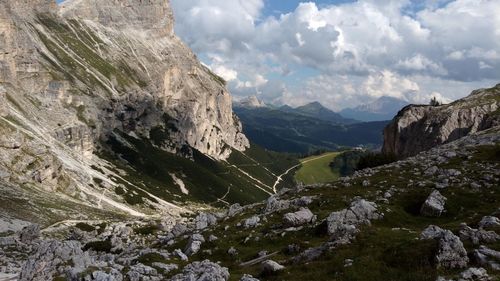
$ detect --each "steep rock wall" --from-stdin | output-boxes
[383,84,500,157]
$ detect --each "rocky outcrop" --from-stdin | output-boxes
[421,225,469,269]
[420,190,447,217]
[383,84,500,157]
[283,208,316,227]
[170,260,230,281]
[326,199,382,242]
[0,0,250,221]
[19,240,91,281]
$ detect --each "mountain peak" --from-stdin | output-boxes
[340,96,409,122]
[235,95,266,108]
[300,101,325,109]
[281,101,358,124]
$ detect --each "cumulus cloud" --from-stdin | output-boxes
[170,0,500,109]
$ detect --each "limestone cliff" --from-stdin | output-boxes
[383,84,500,157]
[0,0,256,222]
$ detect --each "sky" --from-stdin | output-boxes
[169,0,500,110]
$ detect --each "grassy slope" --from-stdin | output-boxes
[295,152,341,185]
[102,133,298,207]
[153,143,500,281]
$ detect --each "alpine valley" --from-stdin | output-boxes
[0,1,499,281]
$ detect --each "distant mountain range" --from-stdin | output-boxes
[235,95,409,123]
[233,105,388,154]
[279,101,358,124]
[340,96,409,122]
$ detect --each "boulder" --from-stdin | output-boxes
[420,190,447,217]
[479,216,500,228]
[326,199,382,241]
[127,264,157,281]
[195,213,218,230]
[283,208,316,227]
[265,196,291,213]
[18,224,40,244]
[170,260,230,281]
[473,246,500,271]
[227,203,243,217]
[19,240,91,281]
[458,267,492,281]
[261,260,284,274]
[152,263,178,273]
[242,216,260,228]
[421,225,469,269]
[174,249,188,261]
[240,274,260,281]
[85,269,123,281]
[459,224,500,245]
[185,234,205,256]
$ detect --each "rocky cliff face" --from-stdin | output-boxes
[383,84,500,157]
[0,0,251,222]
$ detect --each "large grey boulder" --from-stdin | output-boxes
[170,260,230,281]
[185,234,205,256]
[227,203,243,217]
[479,216,500,228]
[459,224,500,245]
[421,225,469,269]
[326,199,382,242]
[261,260,284,274]
[83,269,123,281]
[458,267,491,281]
[19,240,91,281]
[242,216,261,228]
[283,208,316,227]
[265,196,291,213]
[473,246,500,271]
[420,190,447,217]
[127,264,158,281]
[18,224,40,244]
[195,213,218,230]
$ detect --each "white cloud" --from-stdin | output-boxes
[211,65,238,82]
[171,0,500,109]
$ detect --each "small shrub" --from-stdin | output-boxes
[93,177,104,185]
[125,193,144,205]
[75,222,95,232]
[134,225,158,236]
[83,240,112,253]
[115,186,125,195]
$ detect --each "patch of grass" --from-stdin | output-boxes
[136,252,169,266]
[295,152,341,185]
[101,132,276,206]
